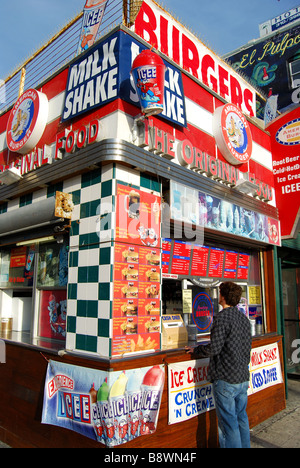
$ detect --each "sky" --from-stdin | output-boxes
[0,0,300,80]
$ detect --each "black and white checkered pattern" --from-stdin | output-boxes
[195,306,252,384]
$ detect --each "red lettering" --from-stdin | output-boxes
[218,65,229,100]
[172,26,180,64]
[182,34,199,79]
[160,16,169,56]
[244,88,255,117]
[135,2,158,49]
[201,55,218,93]
[88,119,99,144]
[230,76,243,109]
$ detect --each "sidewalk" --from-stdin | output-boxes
[251,378,300,448]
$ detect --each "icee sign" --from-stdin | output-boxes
[62,30,186,127]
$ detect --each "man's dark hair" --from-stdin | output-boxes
[219,282,243,307]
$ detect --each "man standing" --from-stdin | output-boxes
[186,282,252,448]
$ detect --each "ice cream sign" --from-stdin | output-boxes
[42,360,165,447]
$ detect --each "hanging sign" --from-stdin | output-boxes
[213,104,253,166]
[6,89,48,154]
[42,360,165,447]
[77,0,109,55]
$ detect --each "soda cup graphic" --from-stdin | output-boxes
[108,371,128,446]
[131,50,166,116]
[140,365,165,436]
[97,377,110,445]
[126,369,143,441]
[78,0,108,55]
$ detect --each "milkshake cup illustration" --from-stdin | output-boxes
[140,365,164,436]
[126,369,143,441]
[108,371,128,446]
[78,0,109,55]
[97,377,110,444]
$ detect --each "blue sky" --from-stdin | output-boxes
[0,0,299,79]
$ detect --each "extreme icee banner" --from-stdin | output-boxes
[42,360,165,447]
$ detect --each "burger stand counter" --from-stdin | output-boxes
[0,151,285,448]
[0,22,285,447]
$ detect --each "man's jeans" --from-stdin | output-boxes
[213,380,250,448]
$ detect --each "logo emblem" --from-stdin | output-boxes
[213,104,253,166]
[6,89,48,154]
[276,118,300,146]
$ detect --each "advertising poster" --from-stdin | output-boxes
[113,184,161,356]
[248,343,283,395]
[42,360,165,447]
[168,359,215,425]
[170,181,280,246]
[39,290,67,341]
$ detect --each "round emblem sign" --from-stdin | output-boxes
[192,293,214,333]
[6,89,48,154]
[213,104,253,166]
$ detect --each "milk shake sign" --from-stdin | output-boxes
[133,0,256,117]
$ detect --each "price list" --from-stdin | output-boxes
[208,248,225,278]
[171,241,192,275]
[162,239,172,274]
[237,254,250,280]
[224,250,238,279]
[190,245,209,276]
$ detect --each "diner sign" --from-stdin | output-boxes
[133,0,256,117]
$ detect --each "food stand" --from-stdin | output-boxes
[0,0,285,448]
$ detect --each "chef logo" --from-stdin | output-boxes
[213,104,253,166]
[6,88,48,154]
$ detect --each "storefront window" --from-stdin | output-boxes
[37,242,68,288]
[162,238,264,339]
[0,245,36,288]
[0,240,69,343]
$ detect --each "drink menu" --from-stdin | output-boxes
[171,241,192,275]
[162,239,250,281]
[208,248,225,278]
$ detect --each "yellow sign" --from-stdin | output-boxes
[182,289,193,314]
[248,286,261,305]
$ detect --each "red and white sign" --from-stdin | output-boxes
[6,89,48,154]
[249,343,283,395]
[213,104,253,166]
[267,107,300,238]
[132,0,256,117]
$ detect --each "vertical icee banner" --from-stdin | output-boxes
[42,360,165,447]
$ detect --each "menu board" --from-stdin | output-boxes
[113,242,161,356]
[171,241,192,275]
[208,248,225,278]
[237,253,250,280]
[162,238,172,274]
[224,250,239,279]
[190,245,209,276]
[162,239,251,281]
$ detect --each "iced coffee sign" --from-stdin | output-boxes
[248,343,283,395]
[42,360,165,447]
